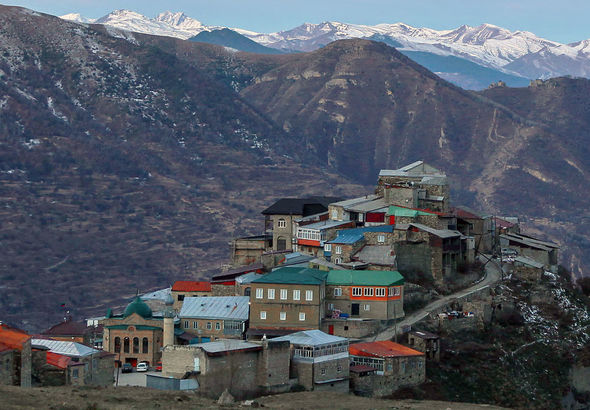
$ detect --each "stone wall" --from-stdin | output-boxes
[0,350,15,386]
[162,345,201,378]
[211,284,236,297]
[395,242,432,282]
[321,319,381,339]
[257,340,290,393]
[20,339,31,388]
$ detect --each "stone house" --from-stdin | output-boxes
[512,256,545,281]
[395,223,462,283]
[101,297,165,367]
[229,234,272,266]
[352,245,397,271]
[171,281,212,312]
[453,206,493,253]
[162,339,290,399]
[273,330,349,392]
[385,205,443,229]
[328,195,380,222]
[406,330,440,361]
[500,233,559,271]
[349,340,425,397]
[325,226,395,265]
[0,323,31,387]
[31,339,114,386]
[247,267,328,339]
[324,270,405,322]
[377,161,450,212]
[178,296,249,343]
[262,197,339,252]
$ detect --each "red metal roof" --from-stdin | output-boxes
[172,281,212,292]
[349,340,424,358]
[0,324,31,351]
[452,206,483,220]
[494,217,515,229]
[46,352,71,369]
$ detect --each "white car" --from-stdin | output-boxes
[136,362,148,372]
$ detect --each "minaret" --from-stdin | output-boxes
[163,292,175,347]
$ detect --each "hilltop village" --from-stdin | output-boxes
[1,161,564,401]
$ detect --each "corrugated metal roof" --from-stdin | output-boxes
[330,195,379,208]
[410,223,461,239]
[299,220,353,230]
[179,296,249,320]
[501,233,558,250]
[350,341,424,358]
[172,281,211,292]
[235,271,262,285]
[32,339,98,357]
[327,226,395,245]
[379,161,445,178]
[345,199,388,213]
[252,267,328,285]
[326,269,404,286]
[273,329,347,346]
[386,205,434,217]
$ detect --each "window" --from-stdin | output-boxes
[133,337,139,354]
[333,288,342,297]
[377,234,385,243]
[72,369,79,378]
[299,312,306,321]
[267,288,275,299]
[351,356,385,373]
[376,287,386,297]
[123,337,130,353]
[352,287,362,297]
[337,365,342,372]
[184,320,189,328]
[256,288,263,299]
[114,337,121,353]
[324,243,332,252]
[364,304,371,311]
[293,290,300,300]
[389,286,401,296]
[177,294,184,301]
[280,312,286,321]
[215,322,221,330]
[280,289,288,300]
[193,321,198,329]
[207,322,212,330]
[364,287,374,297]
[334,257,342,264]
[320,368,326,375]
[142,337,149,354]
[328,303,334,310]
[278,218,286,228]
[331,209,338,219]
[244,287,251,297]
[306,290,313,301]
[260,311,267,320]
[335,246,342,254]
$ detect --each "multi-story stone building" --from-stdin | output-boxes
[273,330,349,392]
[247,267,328,339]
[178,296,249,343]
[171,281,212,312]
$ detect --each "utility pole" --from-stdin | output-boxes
[394,304,398,343]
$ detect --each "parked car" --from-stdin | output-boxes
[155,361,162,372]
[121,363,133,373]
[136,362,149,372]
[501,248,518,256]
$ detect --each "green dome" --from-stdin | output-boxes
[124,297,152,319]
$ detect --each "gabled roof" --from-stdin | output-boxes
[344,198,388,213]
[198,339,261,354]
[262,197,340,216]
[330,195,379,208]
[172,281,212,292]
[494,217,515,229]
[349,341,424,358]
[179,296,249,321]
[452,206,491,220]
[273,329,347,346]
[42,320,88,337]
[280,252,314,267]
[0,324,31,351]
[327,226,395,245]
[354,246,397,267]
[252,267,328,285]
[379,161,445,177]
[410,223,461,239]
[32,339,98,358]
[326,269,404,286]
[211,263,264,283]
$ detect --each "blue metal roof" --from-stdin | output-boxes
[327,225,394,244]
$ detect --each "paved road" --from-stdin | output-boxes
[370,255,504,341]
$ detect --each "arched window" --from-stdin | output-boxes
[114,337,121,353]
[123,337,130,353]
[244,287,251,297]
[142,337,149,354]
[133,337,139,354]
[277,218,286,228]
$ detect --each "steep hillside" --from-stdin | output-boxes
[238,40,590,278]
[0,6,366,330]
[189,29,283,54]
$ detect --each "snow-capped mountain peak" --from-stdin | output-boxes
[60,13,96,24]
[155,11,204,31]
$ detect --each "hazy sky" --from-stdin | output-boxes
[3,0,589,43]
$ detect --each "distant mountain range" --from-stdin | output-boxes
[61,10,590,90]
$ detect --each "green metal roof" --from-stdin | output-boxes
[252,267,328,285]
[326,270,405,286]
[386,205,434,217]
[105,325,162,331]
[123,297,153,319]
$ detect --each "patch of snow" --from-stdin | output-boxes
[14,87,37,102]
[22,139,41,149]
[47,97,68,122]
